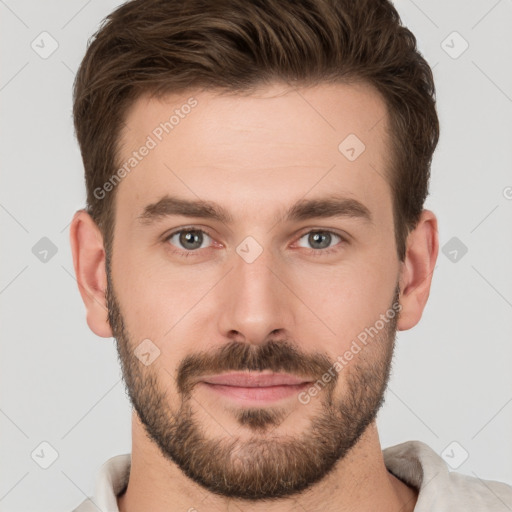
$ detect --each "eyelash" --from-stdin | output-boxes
[162,227,347,258]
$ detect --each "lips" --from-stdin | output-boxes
[198,372,314,403]
[200,372,311,387]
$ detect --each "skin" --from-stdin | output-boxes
[70,81,438,512]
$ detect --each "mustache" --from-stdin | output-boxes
[176,339,336,395]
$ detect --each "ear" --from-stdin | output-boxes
[397,209,439,331]
[69,209,113,338]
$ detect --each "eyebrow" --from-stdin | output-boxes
[136,194,373,226]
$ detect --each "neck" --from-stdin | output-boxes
[117,413,418,512]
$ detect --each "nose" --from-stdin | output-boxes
[216,241,296,346]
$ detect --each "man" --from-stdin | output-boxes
[69,0,512,511]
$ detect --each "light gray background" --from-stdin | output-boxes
[1,1,511,511]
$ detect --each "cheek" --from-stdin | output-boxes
[288,252,398,352]
[111,255,205,382]
[111,244,189,341]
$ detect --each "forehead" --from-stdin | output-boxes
[115,82,392,224]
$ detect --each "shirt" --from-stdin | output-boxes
[72,440,512,511]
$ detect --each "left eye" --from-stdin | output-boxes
[166,229,213,251]
[296,230,342,251]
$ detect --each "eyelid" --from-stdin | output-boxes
[295,226,348,240]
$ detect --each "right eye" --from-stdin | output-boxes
[164,228,215,255]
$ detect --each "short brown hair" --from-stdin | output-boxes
[73,0,439,261]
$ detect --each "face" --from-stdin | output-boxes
[106,82,402,499]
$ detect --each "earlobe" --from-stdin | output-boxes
[69,209,113,338]
[397,210,439,331]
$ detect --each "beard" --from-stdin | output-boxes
[106,255,399,501]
